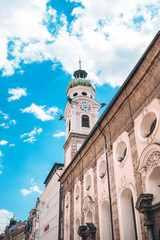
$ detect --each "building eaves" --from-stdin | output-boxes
[59,31,160,181]
[44,162,64,185]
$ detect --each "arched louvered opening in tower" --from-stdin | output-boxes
[82,115,90,128]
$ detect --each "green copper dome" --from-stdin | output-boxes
[67,78,95,93]
[11,216,17,222]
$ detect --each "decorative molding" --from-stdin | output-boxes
[138,144,160,172]
[99,190,109,205]
[82,195,95,214]
[145,151,160,170]
[118,176,136,195]
[142,107,149,116]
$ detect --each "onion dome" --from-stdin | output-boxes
[67,78,95,93]
[10,216,17,222]
[67,59,95,93]
[9,216,17,227]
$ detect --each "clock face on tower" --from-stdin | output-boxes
[79,101,91,112]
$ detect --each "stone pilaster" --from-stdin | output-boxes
[80,174,85,225]
[126,123,147,239]
[92,160,100,240]
[108,150,120,240]
[69,187,74,240]
[62,195,65,240]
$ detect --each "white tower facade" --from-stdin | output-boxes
[64,62,100,168]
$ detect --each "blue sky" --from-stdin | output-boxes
[0,0,160,233]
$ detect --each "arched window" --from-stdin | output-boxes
[120,188,138,240]
[100,201,112,240]
[82,115,90,128]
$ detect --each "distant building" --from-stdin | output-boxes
[26,200,39,240]
[59,32,160,240]
[0,233,5,240]
[4,217,27,240]
[38,163,64,240]
[10,221,27,240]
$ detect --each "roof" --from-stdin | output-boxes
[59,31,160,181]
[44,162,64,185]
[67,78,95,93]
[10,216,17,222]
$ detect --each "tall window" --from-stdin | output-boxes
[68,120,71,132]
[82,115,90,128]
[120,188,138,240]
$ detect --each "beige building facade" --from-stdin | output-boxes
[60,31,160,240]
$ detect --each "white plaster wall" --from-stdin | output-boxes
[84,168,94,199]
[39,169,63,240]
[112,131,142,240]
[134,98,160,159]
[74,181,81,240]
[96,153,111,240]
[64,192,70,240]
[83,168,95,223]
[65,146,71,168]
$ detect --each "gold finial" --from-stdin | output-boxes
[78,56,81,70]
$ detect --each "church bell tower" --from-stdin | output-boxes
[64,61,100,168]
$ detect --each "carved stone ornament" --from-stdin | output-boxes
[138,143,160,172]
[82,196,94,213]
[145,151,160,169]
[118,176,136,195]
[142,107,149,116]
[100,190,109,205]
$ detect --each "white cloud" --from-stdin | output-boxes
[0,0,53,76]
[0,209,13,233]
[53,131,66,139]
[21,189,32,196]
[21,103,59,121]
[0,120,16,129]
[31,178,34,183]
[31,185,42,194]
[21,127,43,143]
[0,140,8,146]
[8,87,27,102]
[0,123,9,129]
[0,0,159,87]
[0,151,3,157]
[3,115,9,120]
[9,143,15,147]
[21,185,42,196]
[0,164,3,175]
[0,111,17,129]
[9,119,16,125]
[0,111,9,120]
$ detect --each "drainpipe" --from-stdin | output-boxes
[97,124,114,240]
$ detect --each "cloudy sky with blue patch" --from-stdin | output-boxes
[0,0,160,233]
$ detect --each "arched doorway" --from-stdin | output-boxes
[100,201,112,240]
[148,166,160,204]
[120,188,138,240]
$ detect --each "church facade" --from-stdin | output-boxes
[59,31,160,240]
